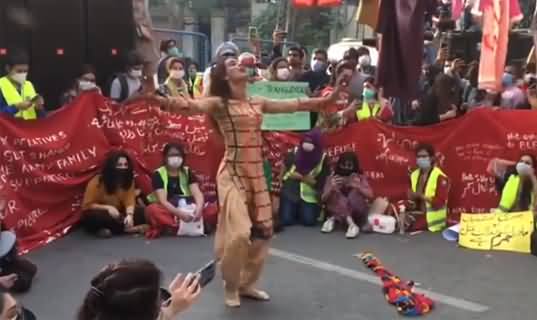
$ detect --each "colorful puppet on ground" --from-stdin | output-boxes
[358,252,434,316]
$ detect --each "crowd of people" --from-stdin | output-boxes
[1,1,537,318]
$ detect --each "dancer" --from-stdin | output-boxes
[148,56,345,307]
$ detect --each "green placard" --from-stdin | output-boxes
[248,81,311,131]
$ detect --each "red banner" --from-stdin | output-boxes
[0,92,535,252]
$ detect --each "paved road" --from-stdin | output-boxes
[19,227,537,319]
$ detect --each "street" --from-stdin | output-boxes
[21,227,537,320]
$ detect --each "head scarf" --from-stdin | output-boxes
[295,128,323,175]
[215,41,239,58]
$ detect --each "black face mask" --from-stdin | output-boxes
[336,167,354,177]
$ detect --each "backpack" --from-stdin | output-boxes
[105,73,129,102]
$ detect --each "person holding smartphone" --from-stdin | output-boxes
[77,259,201,320]
[321,152,374,238]
[0,50,45,120]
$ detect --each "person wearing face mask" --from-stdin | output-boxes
[60,65,99,106]
[187,61,203,98]
[81,151,147,238]
[406,143,449,232]
[497,154,537,214]
[267,58,291,81]
[157,39,183,85]
[279,129,329,228]
[145,143,205,238]
[300,49,330,93]
[500,71,525,109]
[356,77,381,121]
[0,51,44,120]
[321,152,374,239]
[163,58,189,98]
[108,51,145,103]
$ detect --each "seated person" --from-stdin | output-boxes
[81,151,147,237]
[321,152,374,239]
[497,153,537,214]
[108,51,144,103]
[404,143,449,232]
[0,50,45,120]
[145,143,204,238]
[60,64,100,105]
[0,186,37,293]
[279,129,329,227]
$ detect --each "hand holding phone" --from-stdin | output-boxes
[195,260,216,288]
[163,273,202,317]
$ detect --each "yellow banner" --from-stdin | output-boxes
[459,211,535,254]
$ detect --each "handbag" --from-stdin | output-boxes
[176,200,205,237]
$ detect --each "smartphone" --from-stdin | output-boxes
[248,26,258,42]
[194,260,216,288]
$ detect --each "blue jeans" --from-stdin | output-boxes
[279,196,321,227]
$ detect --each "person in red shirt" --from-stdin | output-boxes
[315,60,355,131]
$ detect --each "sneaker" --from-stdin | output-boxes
[321,218,335,233]
[346,224,360,239]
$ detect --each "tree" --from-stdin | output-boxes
[253,3,337,49]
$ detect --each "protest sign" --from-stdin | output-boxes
[459,211,534,253]
[247,81,311,131]
[3,92,537,253]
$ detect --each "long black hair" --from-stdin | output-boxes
[77,259,162,320]
[100,151,134,194]
[335,152,362,176]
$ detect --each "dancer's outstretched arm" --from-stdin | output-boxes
[261,74,347,114]
[166,96,222,116]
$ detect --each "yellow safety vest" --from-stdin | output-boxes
[0,76,38,120]
[193,73,203,98]
[411,167,448,232]
[283,150,327,204]
[356,101,380,121]
[147,166,192,203]
[498,175,534,212]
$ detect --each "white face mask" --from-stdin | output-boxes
[129,69,143,79]
[79,80,97,91]
[358,55,371,67]
[302,142,315,152]
[167,156,183,169]
[276,68,290,81]
[11,72,28,85]
[170,70,185,80]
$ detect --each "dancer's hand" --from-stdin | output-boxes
[162,273,201,318]
[330,70,352,102]
[0,184,7,212]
